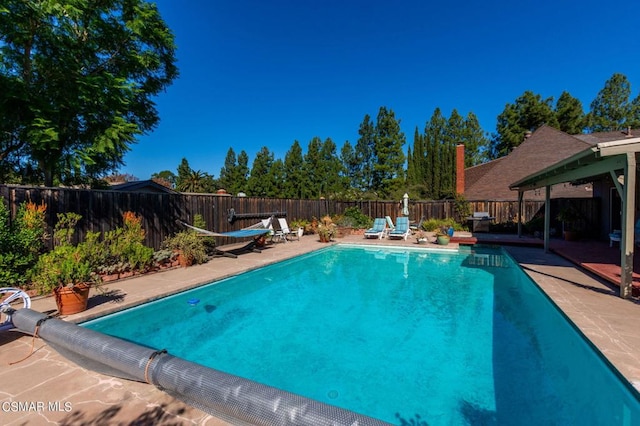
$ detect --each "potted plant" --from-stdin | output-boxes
[30,212,103,315]
[415,230,429,244]
[557,204,581,241]
[31,244,100,315]
[435,226,450,245]
[162,230,208,267]
[290,219,308,239]
[316,215,337,243]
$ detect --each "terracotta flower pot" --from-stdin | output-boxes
[54,283,90,315]
[177,251,193,268]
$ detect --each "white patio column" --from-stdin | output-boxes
[620,152,636,298]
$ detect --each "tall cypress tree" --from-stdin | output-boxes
[408,127,425,186]
[424,108,446,199]
[442,110,464,197]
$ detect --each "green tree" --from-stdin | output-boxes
[441,109,464,197]
[372,107,405,198]
[319,137,345,198]
[588,73,635,132]
[491,91,558,158]
[269,158,285,197]
[303,137,323,198]
[283,141,305,198]
[150,170,176,188]
[235,150,250,194]
[340,140,358,191]
[177,169,215,193]
[424,108,447,199]
[218,148,237,193]
[0,0,178,187]
[247,146,275,196]
[355,114,375,191]
[555,91,585,134]
[175,158,215,193]
[461,112,489,166]
[176,158,192,190]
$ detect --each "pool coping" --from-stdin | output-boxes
[3,235,640,424]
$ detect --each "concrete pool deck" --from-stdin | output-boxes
[2,234,640,424]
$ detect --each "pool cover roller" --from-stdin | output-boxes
[12,308,391,426]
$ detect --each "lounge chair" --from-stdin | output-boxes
[388,217,411,240]
[272,218,295,243]
[364,218,387,239]
[177,217,273,258]
[410,216,425,232]
[385,216,395,232]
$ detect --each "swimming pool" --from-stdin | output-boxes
[83,244,640,425]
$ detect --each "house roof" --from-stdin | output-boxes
[464,124,594,201]
[110,180,177,194]
[574,128,638,144]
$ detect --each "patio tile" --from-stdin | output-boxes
[2,234,640,423]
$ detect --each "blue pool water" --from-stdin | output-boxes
[83,245,640,425]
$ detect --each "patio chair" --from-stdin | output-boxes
[364,218,387,239]
[610,220,640,248]
[273,218,295,243]
[410,216,426,232]
[385,216,395,232]
[388,217,411,240]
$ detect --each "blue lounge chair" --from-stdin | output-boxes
[364,218,387,239]
[388,217,411,240]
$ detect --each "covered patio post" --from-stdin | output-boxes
[620,152,636,298]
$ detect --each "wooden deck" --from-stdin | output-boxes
[474,233,640,296]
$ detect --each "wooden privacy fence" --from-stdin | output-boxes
[1,185,597,250]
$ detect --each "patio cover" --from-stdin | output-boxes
[510,136,640,298]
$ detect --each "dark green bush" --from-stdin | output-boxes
[0,201,48,287]
[334,207,373,229]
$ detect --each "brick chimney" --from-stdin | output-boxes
[456,144,465,195]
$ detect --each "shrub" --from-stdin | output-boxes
[334,207,373,229]
[193,213,216,253]
[53,212,82,246]
[0,201,48,287]
[98,212,154,274]
[421,218,464,232]
[452,194,472,223]
[162,230,208,265]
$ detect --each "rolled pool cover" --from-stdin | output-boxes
[12,308,390,426]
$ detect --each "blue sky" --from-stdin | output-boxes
[121,0,640,180]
